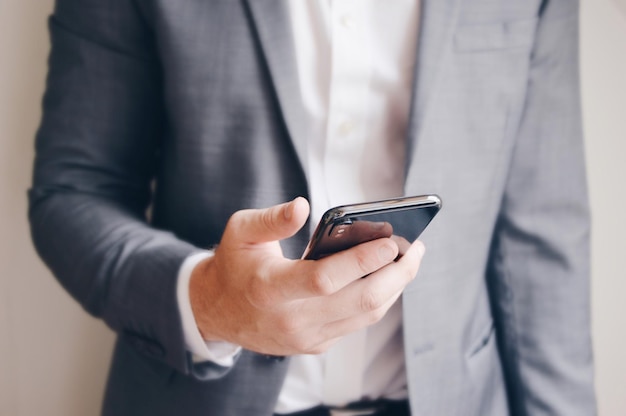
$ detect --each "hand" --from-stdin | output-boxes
[189,197,425,356]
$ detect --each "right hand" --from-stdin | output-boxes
[189,197,425,356]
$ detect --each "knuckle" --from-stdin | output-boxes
[248,276,273,308]
[249,287,272,309]
[309,269,334,296]
[277,314,301,336]
[354,249,376,275]
[402,264,418,282]
[290,336,312,353]
[306,344,328,355]
[367,307,387,325]
[227,210,246,227]
[360,289,383,312]
[225,210,250,236]
[307,338,338,355]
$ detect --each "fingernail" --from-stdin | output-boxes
[379,244,396,262]
[372,221,387,229]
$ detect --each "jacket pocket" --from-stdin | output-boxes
[454,18,539,52]
[466,319,495,361]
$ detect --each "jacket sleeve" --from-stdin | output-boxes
[487,0,597,414]
[29,0,233,380]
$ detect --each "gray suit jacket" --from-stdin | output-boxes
[29,0,596,415]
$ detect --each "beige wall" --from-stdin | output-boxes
[0,2,115,416]
[582,0,626,414]
[0,1,624,415]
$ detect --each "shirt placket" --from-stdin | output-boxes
[322,0,372,406]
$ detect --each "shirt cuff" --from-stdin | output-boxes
[177,251,242,367]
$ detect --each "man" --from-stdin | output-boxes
[29,0,596,415]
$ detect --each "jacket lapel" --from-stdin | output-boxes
[244,0,464,188]
[244,0,310,177]
[405,0,464,179]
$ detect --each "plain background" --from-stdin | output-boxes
[1,1,624,415]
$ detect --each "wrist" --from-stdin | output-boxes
[189,255,222,342]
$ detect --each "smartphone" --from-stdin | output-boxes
[302,194,442,260]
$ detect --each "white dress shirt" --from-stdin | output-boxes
[177,0,420,413]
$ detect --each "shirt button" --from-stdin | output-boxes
[340,14,356,30]
[338,120,355,137]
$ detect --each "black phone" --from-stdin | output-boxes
[302,194,442,260]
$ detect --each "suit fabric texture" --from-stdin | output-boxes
[29,0,596,415]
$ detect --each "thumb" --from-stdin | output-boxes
[225,197,310,245]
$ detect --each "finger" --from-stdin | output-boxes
[299,240,425,324]
[318,288,404,342]
[390,235,411,258]
[225,197,310,244]
[270,237,400,300]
